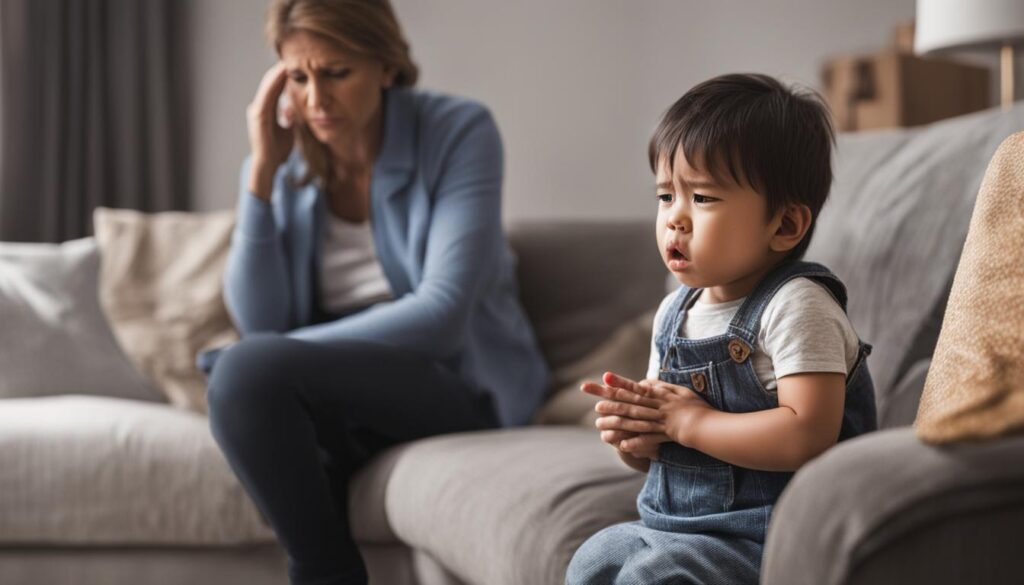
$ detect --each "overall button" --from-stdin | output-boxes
[728,339,752,363]
[691,372,707,393]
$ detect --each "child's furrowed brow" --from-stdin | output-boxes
[683,178,720,190]
[656,181,674,191]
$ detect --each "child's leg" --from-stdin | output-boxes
[615,531,762,585]
[567,521,763,585]
[566,521,647,585]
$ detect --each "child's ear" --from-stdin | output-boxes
[769,204,812,253]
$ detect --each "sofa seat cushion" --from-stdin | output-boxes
[382,426,645,585]
[0,395,275,546]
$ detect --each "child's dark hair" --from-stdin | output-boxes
[648,73,835,260]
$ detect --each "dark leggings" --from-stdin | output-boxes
[206,333,499,585]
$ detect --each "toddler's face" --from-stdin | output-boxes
[655,149,778,303]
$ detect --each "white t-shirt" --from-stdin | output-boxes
[646,277,861,391]
[319,213,393,314]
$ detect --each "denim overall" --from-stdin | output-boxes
[566,261,878,585]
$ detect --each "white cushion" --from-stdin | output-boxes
[0,238,161,402]
[0,395,273,545]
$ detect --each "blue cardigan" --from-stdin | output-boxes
[199,87,548,427]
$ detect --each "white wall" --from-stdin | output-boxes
[185,0,273,214]
[188,0,921,221]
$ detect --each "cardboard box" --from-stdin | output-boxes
[822,50,990,131]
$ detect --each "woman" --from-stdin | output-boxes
[201,1,548,584]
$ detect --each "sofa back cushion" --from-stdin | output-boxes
[805,103,1024,427]
[507,221,667,377]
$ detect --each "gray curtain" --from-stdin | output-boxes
[0,0,190,243]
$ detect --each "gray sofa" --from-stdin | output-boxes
[2,103,1024,585]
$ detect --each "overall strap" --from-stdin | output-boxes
[725,260,849,348]
[655,284,702,347]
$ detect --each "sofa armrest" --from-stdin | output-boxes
[762,428,1024,585]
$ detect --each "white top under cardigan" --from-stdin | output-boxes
[318,212,393,314]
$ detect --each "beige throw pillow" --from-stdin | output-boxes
[93,208,239,413]
[534,309,656,427]
[915,132,1024,443]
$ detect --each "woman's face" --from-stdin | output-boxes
[279,31,395,147]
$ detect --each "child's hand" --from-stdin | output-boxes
[635,378,717,448]
[599,429,664,462]
[585,371,717,449]
[581,372,669,461]
[580,372,662,411]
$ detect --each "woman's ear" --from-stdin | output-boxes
[769,204,813,253]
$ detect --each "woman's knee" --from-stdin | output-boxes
[207,334,301,429]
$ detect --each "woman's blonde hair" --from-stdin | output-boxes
[266,0,418,186]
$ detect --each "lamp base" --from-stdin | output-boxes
[1001,43,1016,109]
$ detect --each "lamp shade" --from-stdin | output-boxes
[916,0,1024,54]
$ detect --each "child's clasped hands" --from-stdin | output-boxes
[581,371,716,461]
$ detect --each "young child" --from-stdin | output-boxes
[566,74,877,585]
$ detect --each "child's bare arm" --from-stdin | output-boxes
[683,372,845,471]
[583,371,845,472]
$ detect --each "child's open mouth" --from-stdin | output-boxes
[666,244,689,270]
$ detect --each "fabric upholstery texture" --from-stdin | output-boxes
[0,237,160,402]
[804,103,1024,419]
[0,546,289,585]
[383,427,644,585]
[0,395,273,545]
[0,392,415,549]
[916,133,1024,443]
[845,505,1024,585]
[93,208,239,412]
[506,221,666,376]
[534,309,655,427]
[0,544,420,585]
[879,358,930,429]
[762,428,1024,585]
